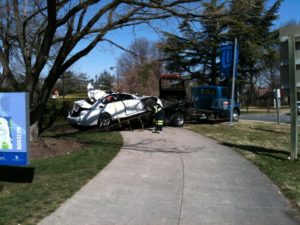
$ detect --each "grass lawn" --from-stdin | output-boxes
[186,120,300,209]
[0,128,122,225]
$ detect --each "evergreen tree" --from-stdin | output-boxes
[227,0,280,78]
[159,0,281,89]
[227,0,281,104]
[159,0,227,84]
[96,71,115,91]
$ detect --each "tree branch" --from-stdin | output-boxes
[31,0,57,77]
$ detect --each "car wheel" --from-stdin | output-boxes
[171,112,185,127]
[98,113,112,128]
[232,109,239,122]
[144,98,156,112]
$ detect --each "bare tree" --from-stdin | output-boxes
[118,38,162,95]
[0,0,201,138]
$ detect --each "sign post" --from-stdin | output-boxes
[220,38,239,127]
[229,38,238,127]
[0,93,30,166]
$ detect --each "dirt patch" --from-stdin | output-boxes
[30,137,85,160]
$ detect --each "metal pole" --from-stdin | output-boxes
[288,35,298,160]
[229,38,238,127]
[275,89,280,124]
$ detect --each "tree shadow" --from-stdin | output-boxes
[221,142,290,161]
[254,127,289,135]
[187,119,228,125]
[0,166,35,183]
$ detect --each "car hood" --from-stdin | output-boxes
[74,99,93,109]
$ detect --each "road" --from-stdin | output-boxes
[39,127,300,225]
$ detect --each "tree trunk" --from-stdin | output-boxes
[250,79,256,106]
[30,121,39,142]
[30,102,46,141]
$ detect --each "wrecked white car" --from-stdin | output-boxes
[67,91,160,128]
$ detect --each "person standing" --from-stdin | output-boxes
[153,100,164,133]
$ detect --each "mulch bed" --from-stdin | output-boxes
[30,137,85,160]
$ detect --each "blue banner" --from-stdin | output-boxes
[220,44,239,80]
[0,93,29,166]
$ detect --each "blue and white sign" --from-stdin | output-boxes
[0,93,30,166]
[220,44,239,80]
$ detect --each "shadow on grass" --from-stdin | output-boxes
[45,119,154,139]
[0,166,35,183]
[221,142,290,161]
[254,127,289,135]
[187,119,228,125]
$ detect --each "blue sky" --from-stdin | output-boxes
[273,0,300,27]
[73,0,300,79]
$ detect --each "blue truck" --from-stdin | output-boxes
[159,73,240,126]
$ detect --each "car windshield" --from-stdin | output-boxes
[100,94,116,104]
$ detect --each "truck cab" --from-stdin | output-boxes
[191,85,240,121]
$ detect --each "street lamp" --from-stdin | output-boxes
[110,66,119,91]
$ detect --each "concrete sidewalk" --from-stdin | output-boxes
[39,127,300,225]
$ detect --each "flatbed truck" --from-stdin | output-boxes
[160,73,240,126]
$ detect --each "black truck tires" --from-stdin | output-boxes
[170,112,185,127]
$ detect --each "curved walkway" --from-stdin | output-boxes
[39,127,300,225]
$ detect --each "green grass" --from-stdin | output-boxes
[186,120,300,209]
[0,128,122,225]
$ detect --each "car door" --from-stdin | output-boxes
[102,94,126,119]
[119,94,143,116]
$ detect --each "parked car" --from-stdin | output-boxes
[67,92,160,128]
